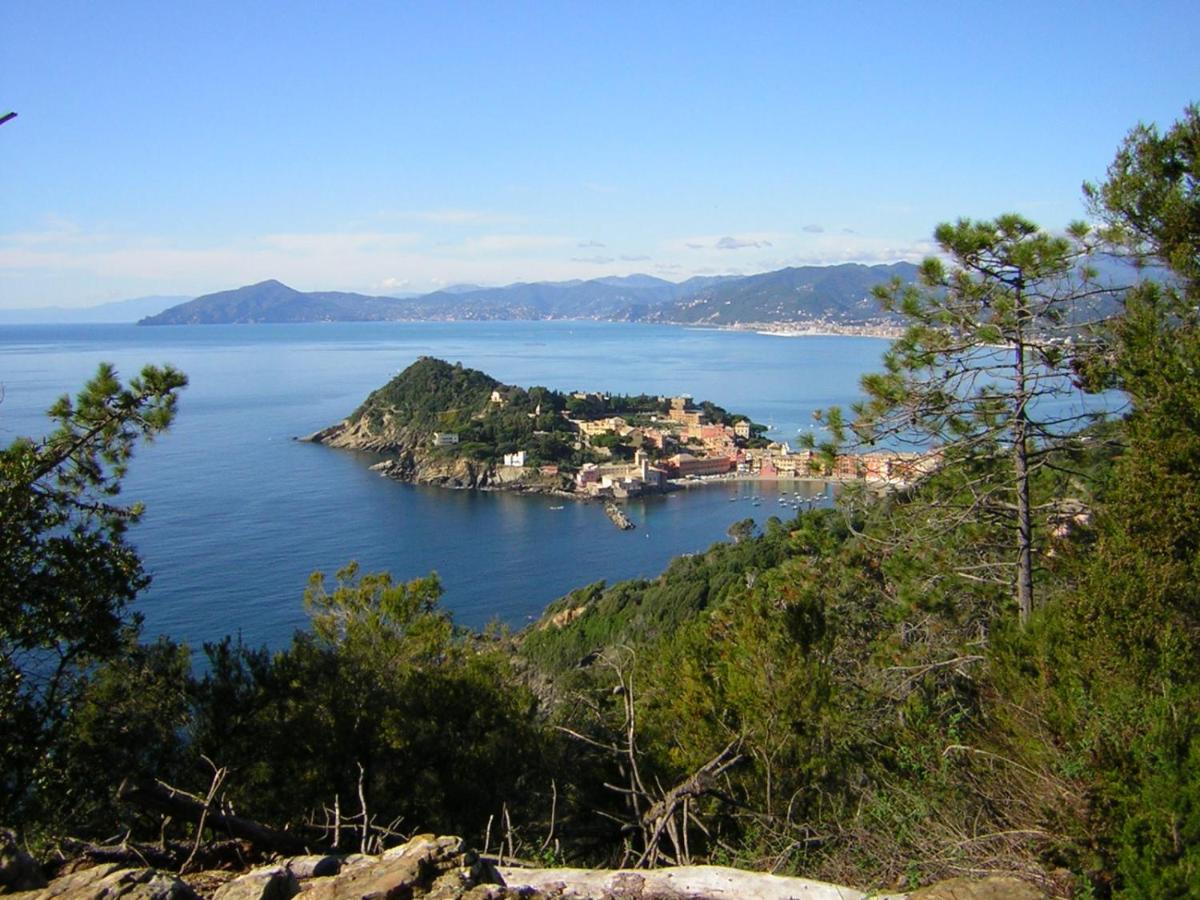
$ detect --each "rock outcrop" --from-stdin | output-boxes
[10,862,197,900]
[5,834,1047,900]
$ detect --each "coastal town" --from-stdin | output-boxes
[307,356,941,505]
[435,390,940,500]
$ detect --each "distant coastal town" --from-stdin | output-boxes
[730,319,906,340]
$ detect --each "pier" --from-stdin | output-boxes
[604,502,635,530]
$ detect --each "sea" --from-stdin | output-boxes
[1,321,892,652]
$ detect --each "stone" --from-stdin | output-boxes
[496,864,877,899]
[302,835,468,900]
[13,864,198,900]
[282,856,343,880]
[211,866,298,900]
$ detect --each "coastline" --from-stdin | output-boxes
[663,318,903,340]
[727,320,903,340]
[350,451,840,501]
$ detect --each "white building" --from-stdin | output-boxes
[432,432,459,447]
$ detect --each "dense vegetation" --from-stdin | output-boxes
[345,355,741,468]
[3,108,1198,897]
[350,356,501,431]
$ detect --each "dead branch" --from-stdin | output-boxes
[117,777,326,856]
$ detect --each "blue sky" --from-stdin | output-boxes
[2,1,1197,308]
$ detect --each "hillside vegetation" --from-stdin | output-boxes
[4,108,1199,898]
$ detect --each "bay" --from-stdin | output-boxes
[0,321,890,650]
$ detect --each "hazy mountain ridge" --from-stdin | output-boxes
[137,280,413,325]
[138,265,919,326]
[647,262,921,324]
[0,295,191,324]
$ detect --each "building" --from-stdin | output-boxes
[502,450,526,467]
[574,416,629,437]
[575,463,601,487]
[667,396,707,427]
[639,427,670,449]
[833,455,861,479]
[432,432,459,447]
[697,423,737,454]
[734,420,752,439]
[575,452,668,496]
[667,452,732,478]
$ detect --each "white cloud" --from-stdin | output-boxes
[670,232,788,254]
[715,235,773,250]
[0,215,938,308]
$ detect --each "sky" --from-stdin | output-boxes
[1,1,1197,309]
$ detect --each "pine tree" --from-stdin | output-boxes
[0,362,186,823]
[829,215,1114,625]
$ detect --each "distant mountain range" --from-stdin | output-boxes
[644,263,921,325]
[0,295,190,324]
[139,263,921,326]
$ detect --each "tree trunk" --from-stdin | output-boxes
[1013,282,1034,627]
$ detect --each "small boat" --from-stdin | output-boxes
[549,505,564,510]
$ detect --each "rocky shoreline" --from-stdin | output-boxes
[298,427,657,504]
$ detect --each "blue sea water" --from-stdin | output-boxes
[1,321,891,651]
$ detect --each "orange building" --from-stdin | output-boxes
[667,453,732,477]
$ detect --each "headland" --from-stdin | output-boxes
[301,357,938,501]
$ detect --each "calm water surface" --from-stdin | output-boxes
[0,321,889,650]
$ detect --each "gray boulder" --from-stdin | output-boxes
[211,867,298,900]
[12,863,198,900]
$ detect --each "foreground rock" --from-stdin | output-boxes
[496,865,894,898]
[10,862,197,900]
[7,834,1046,900]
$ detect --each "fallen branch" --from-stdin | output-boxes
[117,777,327,857]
